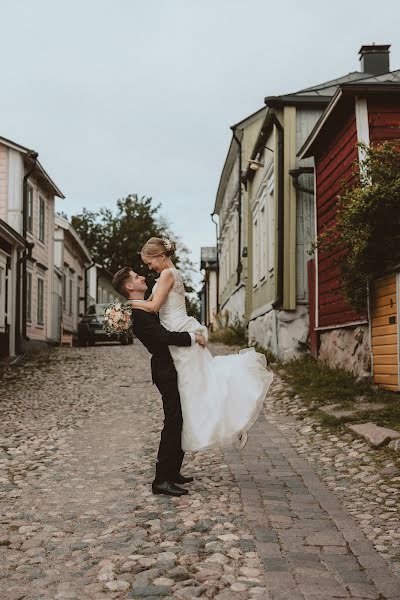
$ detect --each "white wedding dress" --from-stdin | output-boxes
[153,268,273,452]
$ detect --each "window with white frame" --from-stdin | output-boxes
[69,274,73,315]
[0,254,6,329]
[37,277,44,325]
[229,219,235,280]
[26,271,32,322]
[267,172,275,274]
[39,196,45,243]
[252,212,259,286]
[259,199,267,280]
[62,270,67,309]
[27,186,34,233]
[77,284,82,317]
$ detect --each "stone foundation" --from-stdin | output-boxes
[318,325,371,378]
[21,338,52,355]
[248,305,309,362]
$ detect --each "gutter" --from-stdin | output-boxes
[289,167,314,195]
[231,126,243,286]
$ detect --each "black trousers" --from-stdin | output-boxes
[152,359,184,483]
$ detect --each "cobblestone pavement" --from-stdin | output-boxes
[0,343,399,600]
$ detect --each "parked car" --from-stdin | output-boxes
[78,303,133,346]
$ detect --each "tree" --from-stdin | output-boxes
[312,141,400,311]
[71,194,199,309]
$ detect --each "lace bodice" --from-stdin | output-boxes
[170,268,185,297]
[152,268,187,324]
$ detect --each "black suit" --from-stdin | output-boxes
[131,309,191,483]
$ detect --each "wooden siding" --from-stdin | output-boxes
[371,275,399,391]
[0,145,8,222]
[295,107,324,304]
[368,96,400,144]
[315,106,367,328]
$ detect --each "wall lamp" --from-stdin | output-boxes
[248,146,274,171]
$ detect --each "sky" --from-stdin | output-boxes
[1,0,400,288]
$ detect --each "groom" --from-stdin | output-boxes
[112,267,206,497]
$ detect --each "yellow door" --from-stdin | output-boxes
[371,274,399,391]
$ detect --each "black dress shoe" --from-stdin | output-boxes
[173,474,194,484]
[152,481,189,496]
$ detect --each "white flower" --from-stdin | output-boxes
[162,238,172,251]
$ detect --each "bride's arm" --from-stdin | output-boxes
[130,270,174,313]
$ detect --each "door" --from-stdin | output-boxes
[370,274,399,391]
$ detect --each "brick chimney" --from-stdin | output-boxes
[359,44,390,75]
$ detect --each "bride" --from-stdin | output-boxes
[130,237,273,452]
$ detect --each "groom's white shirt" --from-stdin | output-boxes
[129,300,196,345]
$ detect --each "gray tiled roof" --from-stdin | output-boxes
[294,69,400,97]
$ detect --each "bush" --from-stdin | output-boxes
[311,140,400,311]
[210,317,247,346]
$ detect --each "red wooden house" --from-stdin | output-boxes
[299,48,400,388]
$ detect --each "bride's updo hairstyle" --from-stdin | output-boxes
[141,237,176,258]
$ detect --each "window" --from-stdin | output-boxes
[37,278,44,325]
[0,264,5,329]
[77,285,82,318]
[69,276,73,315]
[267,174,275,274]
[62,271,67,308]
[259,201,266,280]
[27,272,32,322]
[253,214,259,286]
[39,196,45,242]
[27,186,34,233]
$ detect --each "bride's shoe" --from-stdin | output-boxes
[234,431,248,450]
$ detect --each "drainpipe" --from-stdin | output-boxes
[15,242,34,353]
[210,213,220,313]
[270,112,284,310]
[289,167,314,195]
[22,151,38,340]
[84,261,96,313]
[231,126,243,286]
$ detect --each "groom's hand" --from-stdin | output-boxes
[195,333,207,347]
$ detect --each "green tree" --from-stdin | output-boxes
[71,194,198,308]
[312,141,400,311]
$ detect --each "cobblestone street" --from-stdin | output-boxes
[1,343,400,600]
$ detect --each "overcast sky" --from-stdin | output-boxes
[1,0,399,286]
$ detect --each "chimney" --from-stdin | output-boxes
[359,44,390,74]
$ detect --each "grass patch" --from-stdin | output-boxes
[278,354,400,431]
[209,319,247,347]
[252,343,278,366]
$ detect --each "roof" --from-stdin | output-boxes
[0,218,28,248]
[298,77,400,159]
[0,135,64,199]
[213,107,268,215]
[55,215,92,262]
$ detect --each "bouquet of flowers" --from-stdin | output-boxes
[103,300,133,338]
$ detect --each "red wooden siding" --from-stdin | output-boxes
[368,96,400,143]
[315,107,367,328]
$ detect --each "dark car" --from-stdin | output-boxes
[78,303,133,346]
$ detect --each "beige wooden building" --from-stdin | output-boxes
[0,135,64,353]
[54,215,92,343]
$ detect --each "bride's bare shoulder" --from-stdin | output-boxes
[159,269,175,284]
